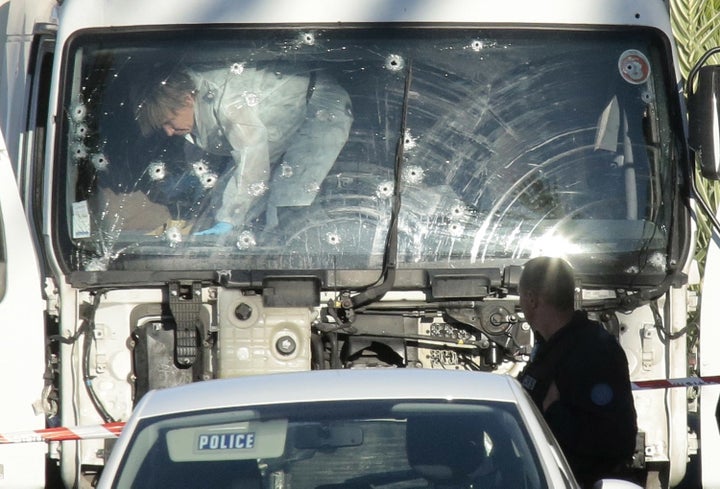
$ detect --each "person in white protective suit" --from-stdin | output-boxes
[132,63,353,234]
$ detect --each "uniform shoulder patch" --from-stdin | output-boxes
[590,383,614,406]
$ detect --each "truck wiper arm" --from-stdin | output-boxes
[350,60,412,311]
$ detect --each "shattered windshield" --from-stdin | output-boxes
[59,28,679,280]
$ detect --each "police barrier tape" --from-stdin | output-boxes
[1,376,720,444]
[0,421,125,444]
[631,375,720,390]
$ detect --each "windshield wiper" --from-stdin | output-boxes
[349,60,413,312]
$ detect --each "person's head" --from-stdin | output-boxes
[130,68,196,137]
[518,256,576,337]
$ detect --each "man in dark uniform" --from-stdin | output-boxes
[517,256,638,488]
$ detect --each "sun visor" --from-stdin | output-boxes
[167,419,288,462]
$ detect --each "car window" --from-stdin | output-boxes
[112,400,549,489]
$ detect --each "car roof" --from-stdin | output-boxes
[132,369,522,420]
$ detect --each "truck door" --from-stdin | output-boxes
[0,128,47,487]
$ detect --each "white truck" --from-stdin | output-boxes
[1,0,719,487]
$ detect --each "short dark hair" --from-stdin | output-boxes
[129,67,196,137]
[519,256,575,311]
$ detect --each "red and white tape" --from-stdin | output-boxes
[1,375,719,445]
[632,375,720,390]
[0,422,125,444]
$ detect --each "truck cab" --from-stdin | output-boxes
[1,0,719,487]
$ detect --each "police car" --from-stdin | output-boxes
[95,369,640,488]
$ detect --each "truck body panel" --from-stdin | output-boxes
[0,128,46,487]
[1,1,716,488]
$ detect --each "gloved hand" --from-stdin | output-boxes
[193,221,233,236]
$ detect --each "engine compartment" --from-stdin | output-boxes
[59,275,537,431]
[127,286,534,400]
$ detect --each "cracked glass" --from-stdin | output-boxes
[58,28,680,281]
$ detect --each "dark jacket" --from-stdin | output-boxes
[519,311,638,487]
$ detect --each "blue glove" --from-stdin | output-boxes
[193,221,233,236]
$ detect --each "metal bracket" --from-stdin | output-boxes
[641,324,656,371]
[168,281,202,367]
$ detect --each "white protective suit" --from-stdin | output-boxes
[188,65,353,230]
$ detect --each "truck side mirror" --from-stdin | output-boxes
[687,47,720,180]
[688,64,720,180]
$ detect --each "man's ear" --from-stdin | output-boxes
[525,290,538,309]
[183,93,195,106]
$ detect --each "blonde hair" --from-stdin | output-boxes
[130,69,196,137]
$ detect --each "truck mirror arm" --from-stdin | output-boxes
[687,47,720,236]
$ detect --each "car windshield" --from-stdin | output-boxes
[111,399,549,489]
[59,27,679,284]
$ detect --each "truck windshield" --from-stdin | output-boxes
[59,27,680,282]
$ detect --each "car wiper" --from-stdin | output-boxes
[349,60,412,312]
